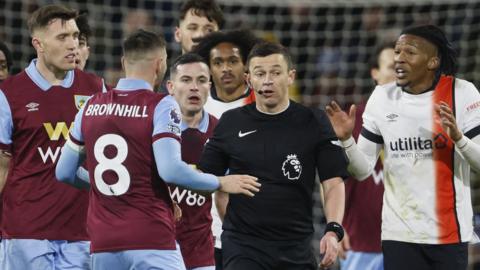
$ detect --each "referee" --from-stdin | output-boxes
[199,42,348,270]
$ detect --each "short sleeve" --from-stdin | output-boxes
[152,95,182,142]
[69,96,92,145]
[312,109,349,181]
[361,86,384,144]
[456,79,480,139]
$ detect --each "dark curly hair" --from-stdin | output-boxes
[192,29,260,66]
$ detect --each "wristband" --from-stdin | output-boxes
[324,222,344,242]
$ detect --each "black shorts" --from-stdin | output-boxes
[221,231,317,270]
[215,247,223,270]
[382,240,468,270]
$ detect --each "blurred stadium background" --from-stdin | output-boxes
[1,0,479,269]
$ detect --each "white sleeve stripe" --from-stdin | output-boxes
[65,139,85,153]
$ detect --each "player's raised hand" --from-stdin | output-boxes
[218,175,260,197]
[435,102,462,142]
[325,101,356,141]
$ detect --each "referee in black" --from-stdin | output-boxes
[199,41,348,270]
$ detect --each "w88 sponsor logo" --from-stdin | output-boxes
[170,186,206,207]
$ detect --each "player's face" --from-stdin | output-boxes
[169,62,211,116]
[371,48,395,85]
[0,50,8,81]
[394,34,438,92]
[209,42,246,96]
[248,54,295,113]
[75,35,90,70]
[175,10,219,53]
[34,18,79,72]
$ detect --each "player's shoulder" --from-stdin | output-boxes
[454,77,478,94]
[371,81,397,98]
[74,69,102,81]
[221,102,254,119]
[0,71,30,93]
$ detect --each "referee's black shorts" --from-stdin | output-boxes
[221,231,317,270]
[382,240,468,270]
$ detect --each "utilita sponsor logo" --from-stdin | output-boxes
[389,133,448,151]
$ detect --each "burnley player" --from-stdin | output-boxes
[0,4,105,270]
[55,29,259,270]
[167,53,217,270]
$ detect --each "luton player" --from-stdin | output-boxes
[167,53,217,270]
[0,4,105,270]
[327,24,480,270]
[55,29,259,270]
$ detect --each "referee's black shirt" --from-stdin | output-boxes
[199,101,349,241]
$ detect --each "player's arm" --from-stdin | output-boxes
[326,100,382,180]
[56,140,89,189]
[0,153,10,193]
[153,97,260,196]
[215,191,228,221]
[55,104,90,189]
[0,90,13,193]
[341,134,382,180]
[319,177,345,268]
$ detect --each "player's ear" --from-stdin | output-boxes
[166,80,175,95]
[428,56,440,70]
[121,56,126,72]
[174,27,181,43]
[31,37,43,53]
[371,68,379,82]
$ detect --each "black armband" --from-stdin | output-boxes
[324,222,344,242]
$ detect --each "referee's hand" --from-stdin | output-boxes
[218,175,261,197]
[319,232,339,269]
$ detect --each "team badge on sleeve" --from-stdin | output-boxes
[74,95,90,110]
[167,107,181,136]
[282,154,302,180]
[170,107,181,124]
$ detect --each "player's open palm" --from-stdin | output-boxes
[325,101,356,141]
[219,175,260,197]
[435,102,462,142]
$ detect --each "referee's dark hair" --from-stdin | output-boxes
[170,52,208,79]
[246,42,293,70]
[192,29,260,67]
[401,24,457,76]
[178,0,224,28]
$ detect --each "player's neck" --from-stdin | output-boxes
[125,72,155,91]
[35,58,69,85]
[182,110,203,129]
[216,84,247,102]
